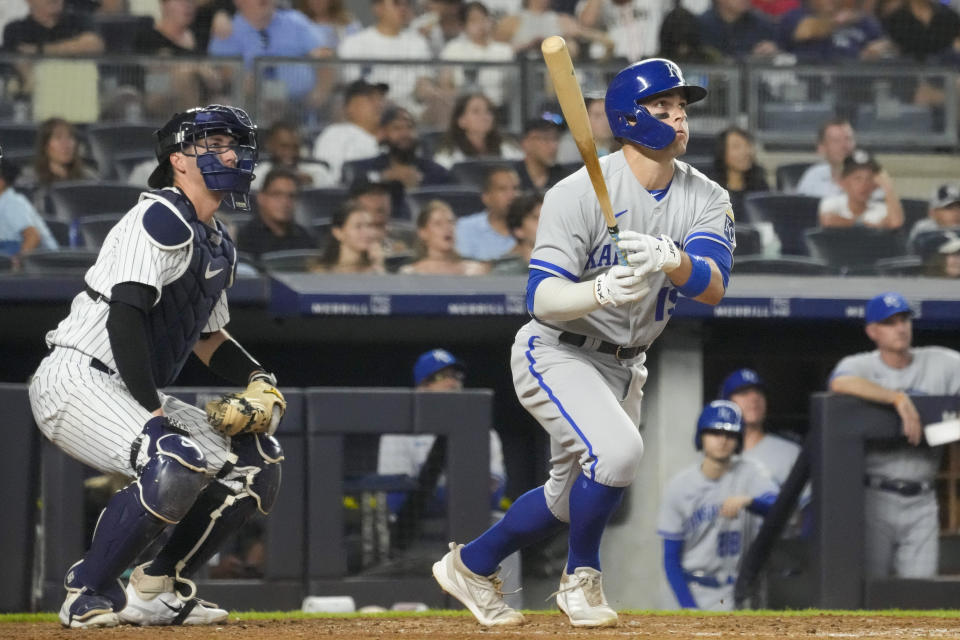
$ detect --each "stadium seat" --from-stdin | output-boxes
[900,198,929,234]
[259,249,324,273]
[385,252,415,273]
[0,254,13,272]
[94,14,153,54]
[775,162,813,192]
[804,227,906,274]
[294,187,350,228]
[407,185,484,218]
[449,158,516,189]
[0,123,39,154]
[760,103,834,137]
[742,193,821,256]
[20,249,99,275]
[855,104,934,135]
[47,182,143,222]
[873,255,924,277]
[733,255,835,275]
[78,213,124,249]
[733,222,762,256]
[42,218,72,248]
[310,217,333,241]
[419,130,445,159]
[86,124,160,181]
[912,228,960,258]
[112,151,156,183]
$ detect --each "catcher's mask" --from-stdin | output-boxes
[148,104,258,211]
[694,399,744,454]
[604,58,706,150]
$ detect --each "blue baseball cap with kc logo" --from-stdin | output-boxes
[413,349,465,386]
[719,368,765,400]
[865,292,912,324]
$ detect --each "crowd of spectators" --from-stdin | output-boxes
[1,1,960,277]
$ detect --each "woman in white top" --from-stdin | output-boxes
[818,149,904,230]
[431,92,523,170]
[439,1,515,105]
[400,199,489,275]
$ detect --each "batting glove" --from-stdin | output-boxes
[618,231,681,276]
[594,265,651,306]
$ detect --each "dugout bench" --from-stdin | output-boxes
[2,385,491,613]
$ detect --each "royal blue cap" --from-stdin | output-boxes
[413,349,465,387]
[719,368,764,400]
[865,292,912,324]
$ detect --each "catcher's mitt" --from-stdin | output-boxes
[206,375,287,437]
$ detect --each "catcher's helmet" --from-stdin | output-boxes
[694,400,743,453]
[605,58,707,150]
[148,104,258,211]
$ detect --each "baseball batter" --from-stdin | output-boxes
[29,105,287,628]
[657,400,778,610]
[433,58,736,628]
[828,292,960,578]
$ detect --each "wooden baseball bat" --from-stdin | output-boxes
[541,35,629,264]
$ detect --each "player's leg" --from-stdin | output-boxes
[893,494,939,578]
[517,334,644,627]
[863,490,897,578]
[119,397,282,626]
[30,350,209,628]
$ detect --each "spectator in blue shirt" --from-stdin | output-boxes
[208,0,325,102]
[455,165,520,261]
[698,0,779,60]
[0,156,57,266]
[777,0,893,62]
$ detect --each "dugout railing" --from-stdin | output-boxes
[1,384,491,613]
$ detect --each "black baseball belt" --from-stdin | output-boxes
[558,331,648,361]
[864,475,934,497]
[48,345,116,376]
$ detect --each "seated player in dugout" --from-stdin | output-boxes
[657,401,779,610]
[29,105,287,628]
[377,348,506,519]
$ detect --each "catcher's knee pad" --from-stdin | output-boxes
[232,432,284,514]
[135,416,209,523]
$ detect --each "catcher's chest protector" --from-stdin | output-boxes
[145,189,237,387]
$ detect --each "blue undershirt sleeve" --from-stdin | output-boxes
[525,268,556,315]
[747,491,779,516]
[684,237,732,289]
[663,538,698,608]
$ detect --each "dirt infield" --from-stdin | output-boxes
[5,612,960,640]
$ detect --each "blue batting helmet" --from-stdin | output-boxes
[149,104,258,211]
[694,400,743,453]
[605,58,707,150]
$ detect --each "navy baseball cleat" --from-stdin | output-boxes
[118,563,228,626]
[59,561,124,629]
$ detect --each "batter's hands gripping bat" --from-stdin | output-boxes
[541,35,629,265]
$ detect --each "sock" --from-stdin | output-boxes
[566,474,624,572]
[460,486,563,576]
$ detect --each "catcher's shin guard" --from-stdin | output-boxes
[75,417,209,597]
[148,433,283,583]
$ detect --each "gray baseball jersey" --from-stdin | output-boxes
[657,458,777,610]
[829,345,960,578]
[514,153,734,517]
[529,151,735,347]
[29,191,236,482]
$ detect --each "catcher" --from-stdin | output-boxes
[29,105,286,628]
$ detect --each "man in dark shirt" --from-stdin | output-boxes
[345,106,452,219]
[236,167,316,258]
[514,118,567,194]
[698,0,779,60]
[2,0,104,55]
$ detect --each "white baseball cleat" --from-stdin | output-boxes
[118,564,229,626]
[432,542,525,627]
[555,566,618,627]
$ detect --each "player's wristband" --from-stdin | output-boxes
[675,255,711,298]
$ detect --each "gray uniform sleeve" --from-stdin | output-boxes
[657,477,686,540]
[529,182,597,281]
[829,352,873,382]
[682,174,736,255]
